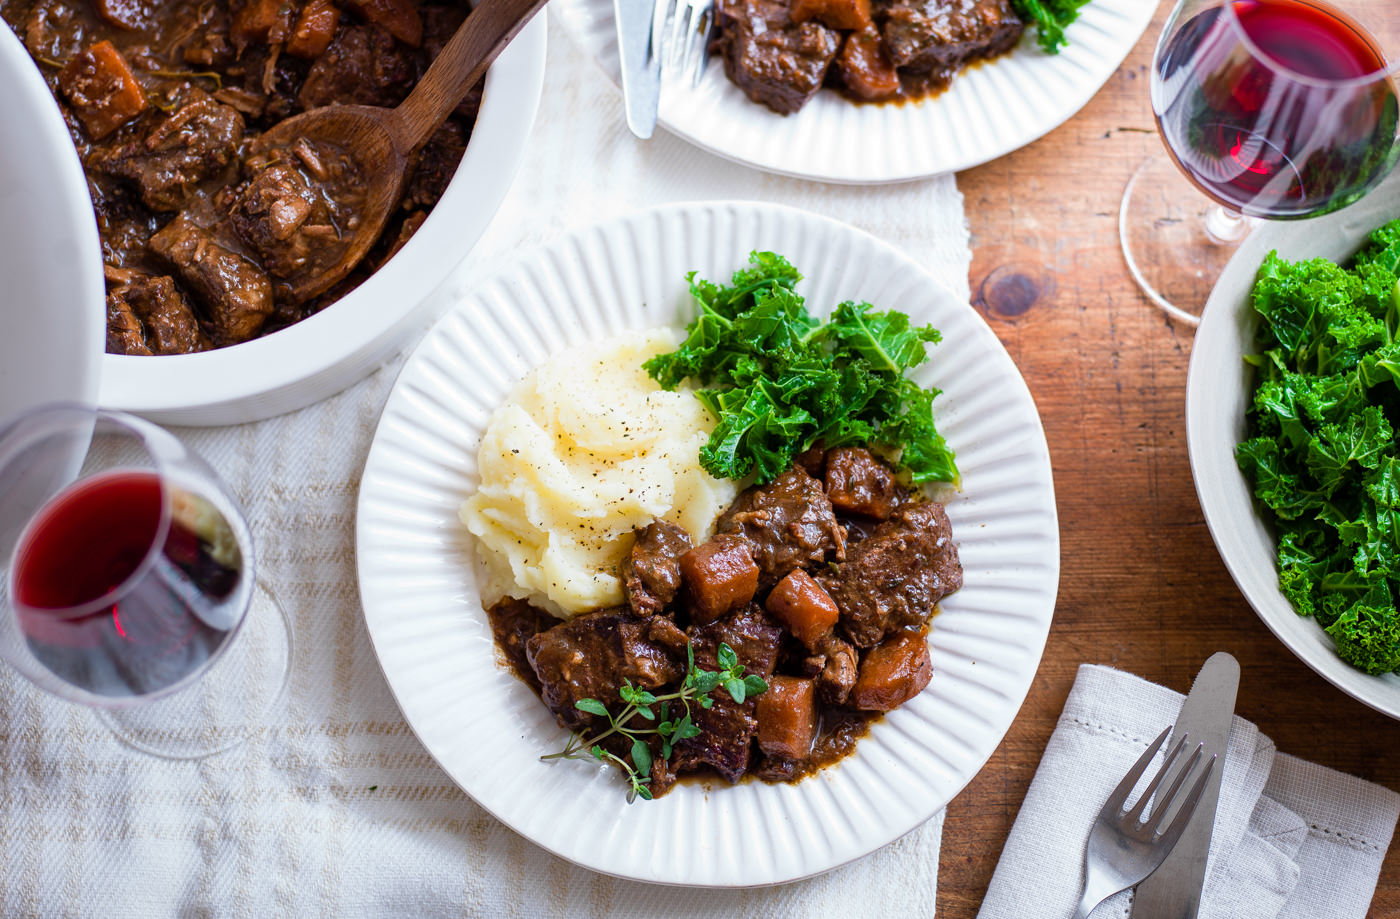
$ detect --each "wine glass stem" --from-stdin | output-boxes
[1204,206,1252,245]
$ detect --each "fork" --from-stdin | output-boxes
[652,0,714,89]
[1072,726,1218,919]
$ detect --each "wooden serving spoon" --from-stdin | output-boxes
[253,0,550,302]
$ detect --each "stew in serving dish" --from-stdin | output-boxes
[2,0,478,355]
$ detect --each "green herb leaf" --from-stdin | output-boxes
[724,677,747,704]
[630,739,653,778]
[575,698,609,718]
[716,642,739,672]
[1009,0,1092,53]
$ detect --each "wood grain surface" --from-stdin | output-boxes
[944,4,1400,916]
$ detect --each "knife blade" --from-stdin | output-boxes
[614,0,661,138]
[1131,651,1240,919]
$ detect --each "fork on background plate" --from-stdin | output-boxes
[1072,726,1217,919]
[653,0,714,90]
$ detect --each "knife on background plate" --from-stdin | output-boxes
[1131,651,1241,919]
[614,0,661,138]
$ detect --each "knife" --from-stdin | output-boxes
[614,0,661,138]
[1131,651,1240,919]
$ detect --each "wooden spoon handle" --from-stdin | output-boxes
[393,0,550,152]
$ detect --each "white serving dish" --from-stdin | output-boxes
[0,28,104,425]
[357,200,1060,886]
[1188,168,1400,719]
[94,14,548,426]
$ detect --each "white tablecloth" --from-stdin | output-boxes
[0,16,972,916]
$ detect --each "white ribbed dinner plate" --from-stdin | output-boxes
[552,0,1157,183]
[356,201,1059,886]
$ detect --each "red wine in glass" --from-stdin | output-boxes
[1154,0,1399,219]
[11,469,249,699]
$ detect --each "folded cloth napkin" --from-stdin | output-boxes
[978,665,1400,919]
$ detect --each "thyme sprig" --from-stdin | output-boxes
[541,642,768,802]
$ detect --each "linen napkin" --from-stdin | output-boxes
[978,665,1400,919]
[0,15,970,916]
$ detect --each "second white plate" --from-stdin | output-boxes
[553,0,1158,183]
[356,200,1059,886]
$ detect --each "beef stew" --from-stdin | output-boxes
[490,445,963,798]
[714,0,1026,114]
[2,0,480,355]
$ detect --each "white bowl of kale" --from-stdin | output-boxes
[1,0,545,425]
[1188,168,1400,719]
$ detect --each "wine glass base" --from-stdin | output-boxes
[99,579,293,760]
[1119,156,1254,327]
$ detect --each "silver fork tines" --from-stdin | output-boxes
[1072,726,1218,919]
[654,0,714,88]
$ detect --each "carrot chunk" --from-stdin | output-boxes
[286,0,342,58]
[765,568,839,650]
[343,0,422,47]
[231,0,294,48]
[791,0,871,31]
[57,41,148,140]
[851,632,932,711]
[680,534,759,625]
[756,676,818,760]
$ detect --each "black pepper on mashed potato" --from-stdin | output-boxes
[460,329,739,619]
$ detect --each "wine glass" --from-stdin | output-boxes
[0,404,292,759]
[1121,0,1400,325]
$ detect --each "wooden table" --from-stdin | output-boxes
[943,5,1400,914]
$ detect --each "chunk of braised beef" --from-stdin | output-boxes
[105,269,210,355]
[149,211,275,345]
[672,605,784,782]
[813,633,858,704]
[23,0,85,61]
[825,446,901,519]
[680,533,759,625]
[716,465,845,585]
[105,290,152,355]
[87,92,244,212]
[298,24,419,110]
[851,631,932,711]
[402,121,469,211]
[620,519,693,617]
[820,500,961,647]
[879,0,1023,73]
[180,2,234,68]
[713,0,840,115]
[485,598,556,694]
[93,0,154,29]
[525,608,687,732]
[227,141,357,286]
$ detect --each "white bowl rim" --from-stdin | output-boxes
[0,28,104,414]
[96,14,548,417]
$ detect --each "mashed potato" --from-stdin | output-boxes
[460,329,738,619]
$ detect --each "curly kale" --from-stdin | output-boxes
[644,252,957,486]
[1011,0,1093,53]
[1236,218,1400,676]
